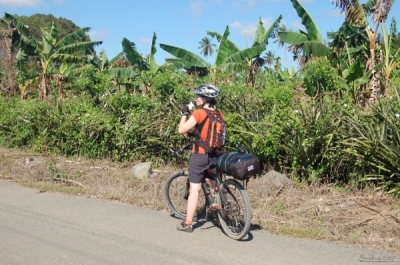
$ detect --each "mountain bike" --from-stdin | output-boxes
[164,142,252,240]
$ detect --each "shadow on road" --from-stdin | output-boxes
[167,214,262,241]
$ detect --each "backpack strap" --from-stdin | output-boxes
[193,109,210,153]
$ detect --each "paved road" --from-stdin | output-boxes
[0,181,397,265]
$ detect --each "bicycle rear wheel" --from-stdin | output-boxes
[216,178,252,240]
[164,171,207,221]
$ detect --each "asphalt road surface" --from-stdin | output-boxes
[0,181,397,265]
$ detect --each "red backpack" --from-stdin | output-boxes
[195,109,226,153]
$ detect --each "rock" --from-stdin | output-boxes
[257,170,293,187]
[132,162,152,179]
[252,170,293,197]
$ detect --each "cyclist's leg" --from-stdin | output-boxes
[183,154,208,225]
[185,182,202,224]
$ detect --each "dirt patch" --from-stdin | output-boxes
[0,147,399,254]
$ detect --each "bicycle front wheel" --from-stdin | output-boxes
[216,178,252,240]
[164,171,206,221]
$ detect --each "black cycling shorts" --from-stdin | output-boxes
[188,153,218,184]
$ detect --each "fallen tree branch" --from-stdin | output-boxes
[354,200,400,224]
[53,178,86,188]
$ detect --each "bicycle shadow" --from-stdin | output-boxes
[197,219,263,242]
[169,214,262,242]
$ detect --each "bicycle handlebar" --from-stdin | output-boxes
[170,141,195,155]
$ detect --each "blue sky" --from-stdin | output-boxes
[1,0,399,69]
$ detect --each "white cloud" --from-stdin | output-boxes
[231,17,273,39]
[0,0,44,7]
[88,29,109,41]
[234,0,284,8]
[326,9,343,17]
[209,0,223,4]
[53,0,69,5]
[292,21,306,31]
[190,1,208,15]
[138,38,151,44]
[231,21,258,39]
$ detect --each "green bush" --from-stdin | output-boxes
[1,69,399,195]
[76,65,111,97]
[301,58,347,97]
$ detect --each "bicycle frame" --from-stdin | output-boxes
[172,141,229,218]
[166,141,253,239]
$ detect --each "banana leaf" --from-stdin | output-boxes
[159,43,208,68]
[254,19,266,46]
[122,38,149,71]
[302,41,332,56]
[278,31,308,45]
[291,0,324,42]
[382,19,400,80]
[98,49,108,71]
[56,41,103,56]
[148,32,159,74]
[3,13,36,50]
[223,45,266,64]
[56,27,92,49]
[207,31,240,54]
[104,68,139,79]
[214,26,231,67]
[255,15,282,46]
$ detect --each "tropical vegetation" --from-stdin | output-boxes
[1,0,400,196]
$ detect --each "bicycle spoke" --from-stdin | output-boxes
[217,179,252,240]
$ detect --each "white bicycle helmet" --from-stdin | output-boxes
[193,84,220,98]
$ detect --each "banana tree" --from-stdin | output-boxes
[328,21,370,73]
[331,0,395,103]
[119,35,161,94]
[381,18,400,90]
[278,0,331,63]
[160,25,266,85]
[248,16,283,86]
[0,13,36,96]
[147,32,159,75]
[15,49,38,100]
[37,22,102,99]
[52,62,82,100]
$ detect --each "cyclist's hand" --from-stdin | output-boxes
[181,101,195,116]
[187,130,196,137]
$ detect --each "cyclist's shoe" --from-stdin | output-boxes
[176,221,193,232]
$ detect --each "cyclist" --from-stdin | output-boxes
[176,84,223,232]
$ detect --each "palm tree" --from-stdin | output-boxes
[264,51,276,67]
[198,36,216,61]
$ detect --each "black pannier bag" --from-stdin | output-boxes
[217,151,260,180]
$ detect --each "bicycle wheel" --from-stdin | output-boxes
[164,171,207,221]
[216,178,252,240]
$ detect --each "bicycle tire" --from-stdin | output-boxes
[216,178,252,240]
[164,171,207,222]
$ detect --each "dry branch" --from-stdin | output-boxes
[53,177,86,188]
[354,200,400,224]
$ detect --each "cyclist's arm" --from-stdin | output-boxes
[178,115,197,134]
